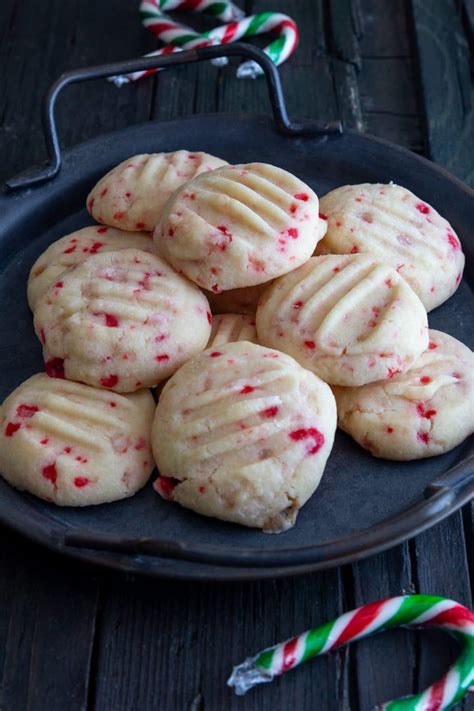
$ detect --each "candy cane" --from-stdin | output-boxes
[206,12,299,78]
[110,0,227,86]
[140,1,220,51]
[151,0,244,23]
[228,595,474,710]
[108,45,184,87]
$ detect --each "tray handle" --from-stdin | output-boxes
[4,43,342,192]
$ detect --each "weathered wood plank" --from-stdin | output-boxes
[358,0,412,57]
[0,530,99,711]
[410,0,474,185]
[363,113,424,152]
[0,0,155,185]
[359,58,419,115]
[93,571,350,711]
[327,0,362,69]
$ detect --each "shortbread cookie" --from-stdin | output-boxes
[317,183,465,311]
[27,226,154,310]
[0,374,155,505]
[208,314,258,348]
[154,313,258,399]
[87,150,228,232]
[204,218,327,315]
[256,254,428,387]
[34,249,212,392]
[152,341,336,533]
[154,163,321,291]
[334,330,474,460]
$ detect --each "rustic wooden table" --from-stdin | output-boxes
[0,1,473,709]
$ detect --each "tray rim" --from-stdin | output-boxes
[0,112,473,581]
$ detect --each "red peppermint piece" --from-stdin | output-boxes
[5,422,21,437]
[105,314,119,328]
[74,477,90,488]
[16,404,39,418]
[155,476,179,500]
[259,406,279,418]
[417,403,436,419]
[294,193,309,201]
[416,203,430,214]
[100,374,119,388]
[42,463,58,484]
[89,241,104,254]
[45,358,65,379]
[289,427,325,455]
[447,233,460,250]
[304,340,316,350]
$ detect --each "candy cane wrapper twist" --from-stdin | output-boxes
[227,595,474,710]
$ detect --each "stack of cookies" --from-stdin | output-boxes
[0,151,472,534]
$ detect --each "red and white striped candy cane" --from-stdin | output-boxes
[151,0,244,23]
[228,595,474,710]
[109,46,184,87]
[206,12,299,78]
[111,5,299,85]
[110,0,227,86]
[140,0,219,51]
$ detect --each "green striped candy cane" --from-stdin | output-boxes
[157,0,244,23]
[227,595,474,710]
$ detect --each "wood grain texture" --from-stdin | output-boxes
[93,572,349,711]
[0,0,155,185]
[0,0,472,710]
[410,0,474,185]
[0,530,99,711]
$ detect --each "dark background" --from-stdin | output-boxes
[0,1,473,709]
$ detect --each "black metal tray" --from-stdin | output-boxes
[0,45,472,581]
